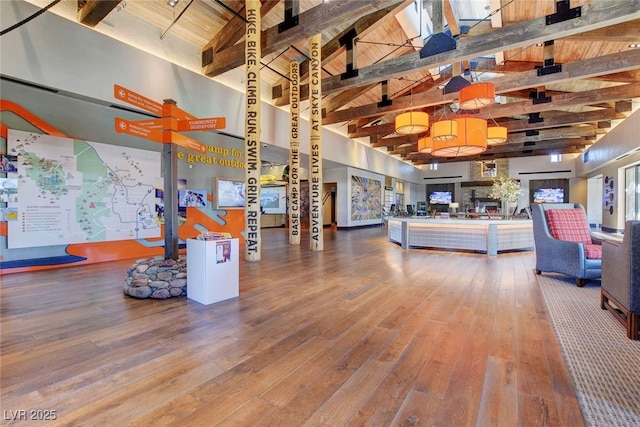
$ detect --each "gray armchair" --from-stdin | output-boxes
[531,203,602,287]
[601,220,640,340]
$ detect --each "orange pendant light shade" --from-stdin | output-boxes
[458,82,495,110]
[487,126,508,144]
[395,111,429,135]
[417,136,432,153]
[431,120,458,142]
[431,117,487,157]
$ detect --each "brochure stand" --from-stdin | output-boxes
[186,238,239,305]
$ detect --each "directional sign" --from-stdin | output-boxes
[165,131,207,154]
[177,117,226,132]
[115,117,164,143]
[114,85,163,116]
[130,117,175,130]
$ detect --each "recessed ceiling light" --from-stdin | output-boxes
[629,43,640,49]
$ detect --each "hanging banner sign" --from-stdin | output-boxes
[177,117,226,132]
[115,117,164,143]
[114,85,163,116]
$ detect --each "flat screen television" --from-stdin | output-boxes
[429,191,452,204]
[215,178,245,209]
[533,188,564,203]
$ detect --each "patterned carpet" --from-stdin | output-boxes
[536,273,640,427]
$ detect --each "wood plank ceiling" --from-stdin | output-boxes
[74,0,640,166]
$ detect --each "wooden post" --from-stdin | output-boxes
[244,0,261,261]
[289,61,301,245]
[309,34,323,251]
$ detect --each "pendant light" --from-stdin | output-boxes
[395,79,429,135]
[417,136,432,153]
[431,119,458,141]
[431,117,487,157]
[395,111,429,135]
[458,82,495,110]
[487,126,508,144]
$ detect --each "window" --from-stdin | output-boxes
[550,154,562,163]
[625,164,640,221]
[429,163,438,171]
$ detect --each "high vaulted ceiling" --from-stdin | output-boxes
[30,1,640,166]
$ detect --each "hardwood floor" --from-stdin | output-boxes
[0,226,584,426]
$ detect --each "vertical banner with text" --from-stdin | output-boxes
[245,0,261,261]
[309,34,323,251]
[289,61,301,245]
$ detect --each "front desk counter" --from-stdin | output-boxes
[186,238,239,305]
[386,217,533,256]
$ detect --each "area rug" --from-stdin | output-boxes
[536,273,640,427]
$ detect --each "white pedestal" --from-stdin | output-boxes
[186,238,239,305]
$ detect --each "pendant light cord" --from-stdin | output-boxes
[1,0,62,36]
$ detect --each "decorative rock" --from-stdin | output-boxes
[169,287,184,297]
[123,255,188,299]
[126,285,153,299]
[156,271,173,281]
[151,288,171,299]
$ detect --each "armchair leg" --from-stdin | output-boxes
[535,269,541,275]
[576,278,586,287]
[629,313,639,340]
[602,289,639,340]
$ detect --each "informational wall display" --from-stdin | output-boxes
[7,129,161,249]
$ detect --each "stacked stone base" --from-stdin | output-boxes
[124,255,187,299]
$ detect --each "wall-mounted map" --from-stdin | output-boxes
[6,129,161,249]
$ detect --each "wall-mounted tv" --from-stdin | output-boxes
[178,189,207,207]
[533,188,564,203]
[429,191,452,204]
[215,178,245,209]
[260,185,286,214]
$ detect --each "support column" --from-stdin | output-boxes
[289,61,301,245]
[244,0,261,261]
[309,33,323,251]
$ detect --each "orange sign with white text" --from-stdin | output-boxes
[165,131,207,154]
[113,84,224,154]
[177,117,226,132]
[115,117,164,143]
[113,85,163,116]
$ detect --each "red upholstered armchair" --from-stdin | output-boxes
[531,203,602,287]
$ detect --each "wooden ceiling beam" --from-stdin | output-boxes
[271,3,408,107]
[500,109,626,132]
[317,0,640,95]
[203,0,411,78]
[77,0,121,28]
[471,82,640,121]
[202,0,279,58]
[561,19,640,43]
[324,47,640,125]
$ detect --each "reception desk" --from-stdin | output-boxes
[387,217,534,256]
